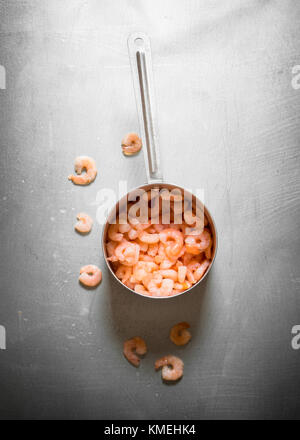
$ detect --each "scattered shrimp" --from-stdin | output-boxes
[74,212,93,234]
[68,156,97,185]
[155,355,184,381]
[170,322,191,346]
[123,337,147,367]
[121,133,142,156]
[79,265,102,287]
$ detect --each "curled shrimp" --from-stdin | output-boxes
[115,265,132,283]
[79,265,102,287]
[74,212,93,234]
[108,224,123,242]
[133,261,158,282]
[121,133,142,156]
[123,337,147,367]
[170,322,191,346]
[115,240,140,266]
[155,355,184,381]
[159,228,184,259]
[68,156,97,185]
[185,229,211,254]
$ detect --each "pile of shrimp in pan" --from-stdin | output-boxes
[106,189,213,297]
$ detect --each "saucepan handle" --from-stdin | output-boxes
[128,33,163,184]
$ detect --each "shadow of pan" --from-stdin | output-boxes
[97,269,212,357]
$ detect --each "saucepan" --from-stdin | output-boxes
[102,33,218,298]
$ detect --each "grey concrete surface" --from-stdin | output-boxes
[0,0,300,420]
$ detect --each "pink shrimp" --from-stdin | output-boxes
[115,240,140,266]
[138,230,160,244]
[115,265,132,283]
[119,223,131,234]
[170,322,191,346]
[133,261,158,282]
[159,228,184,259]
[123,337,147,367]
[177,265,187,283]
[79,265,102,287]
[193,259,210,281]
[108,224,123,242]
[158,269,178,282]
[185,229,211,255]
[74,213,93,234]
[134,284,147,295]
[121,133,142,156]
[106,241,118,262]
[68,156,97,185]
[147,242,159,257]
[155,355,184,381]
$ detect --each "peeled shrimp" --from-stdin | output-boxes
[178,265,187,283]
[115,265,132,283]
[193,259,210,281]
[159,228,184,259]
[74,212,93,234]
[185,229,211,255]
[170,322,191,346]
[121,133,142,156]
[155,355,184,381]
[79,265,102,287]
[138,230,160,244]
[106,240,118,262]
[115,240,140,266]
[134,284,147,295]
[108,224,123,242]
[68,156,97,185]
[123,337,147,367]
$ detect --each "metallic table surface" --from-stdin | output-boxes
[0,0,299,420]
